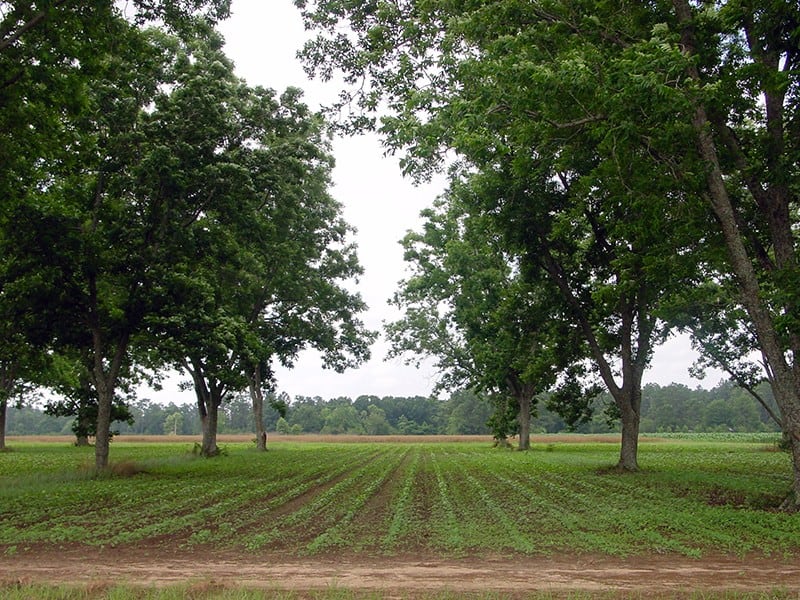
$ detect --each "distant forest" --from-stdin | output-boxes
[6,380,780,438]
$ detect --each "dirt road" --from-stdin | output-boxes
[2,548,799,596]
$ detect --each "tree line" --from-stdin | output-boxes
[6,380,782,438]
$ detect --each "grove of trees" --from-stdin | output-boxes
[0,2,373,464]
[296,0,800,508]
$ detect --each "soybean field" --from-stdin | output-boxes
[1,435,798,560]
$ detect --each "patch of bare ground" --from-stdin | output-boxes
[1,547,799,596]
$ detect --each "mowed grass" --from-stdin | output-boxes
[0,435,798,559]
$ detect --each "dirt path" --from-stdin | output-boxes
[2,549,799,596]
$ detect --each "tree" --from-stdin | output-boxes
[321,404,364,435]
[0,1,240,468]
[163,411,183,436]
[142,32,373,457]
[387,186,585,449]
[297,0,701,468]
[288,396,326,433]
[362,404,394,435]
[443,390,492,435]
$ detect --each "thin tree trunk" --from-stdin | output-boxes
[538,246,651,471]
[517,393,532,451]
[0,398,7,451]
[249,368,267,451]
[94,380,112,470]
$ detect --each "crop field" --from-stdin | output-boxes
[1,434,799,598]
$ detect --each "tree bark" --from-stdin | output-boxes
[516,391,533,451]
[186,359,223,457]
[91,337,127,470]
[617,390,641,471]
[517,394,531,450]
[0,398,7,451]
[94,381,112,470]
[249,366,267,451]
[200,400,220,457]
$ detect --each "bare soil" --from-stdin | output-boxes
[2,547,799,597]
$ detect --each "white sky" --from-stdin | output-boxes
[148,0,723,404]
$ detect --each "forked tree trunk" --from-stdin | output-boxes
[539,245,651,472]
[185,359,224,457]
[89,305,128,470]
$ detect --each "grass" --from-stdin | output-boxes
[0,436,797,558]
[0,583,798,599]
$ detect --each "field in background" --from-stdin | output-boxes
[1,434,797,560]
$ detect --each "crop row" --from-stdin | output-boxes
[1,439,798,558]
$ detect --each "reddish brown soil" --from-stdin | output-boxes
[2,547,799,597]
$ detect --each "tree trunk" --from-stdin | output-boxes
[94,380,112,470]
[88,300,128,470]
[75,406,92,446]
[611,324,645,471]
[185,359,223,457]
[618,400,640,471]
[0,398,7,451]
[517,393,531,451]
[200,401,220,457]
[783,409,800,510]
[249,368,267,451]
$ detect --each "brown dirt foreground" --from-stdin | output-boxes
[2,548,799,597]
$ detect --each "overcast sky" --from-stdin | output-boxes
[150,0,724,404]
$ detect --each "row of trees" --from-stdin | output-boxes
[0,2,373,465]
[297,0,800,508]
[6,381,782,438]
